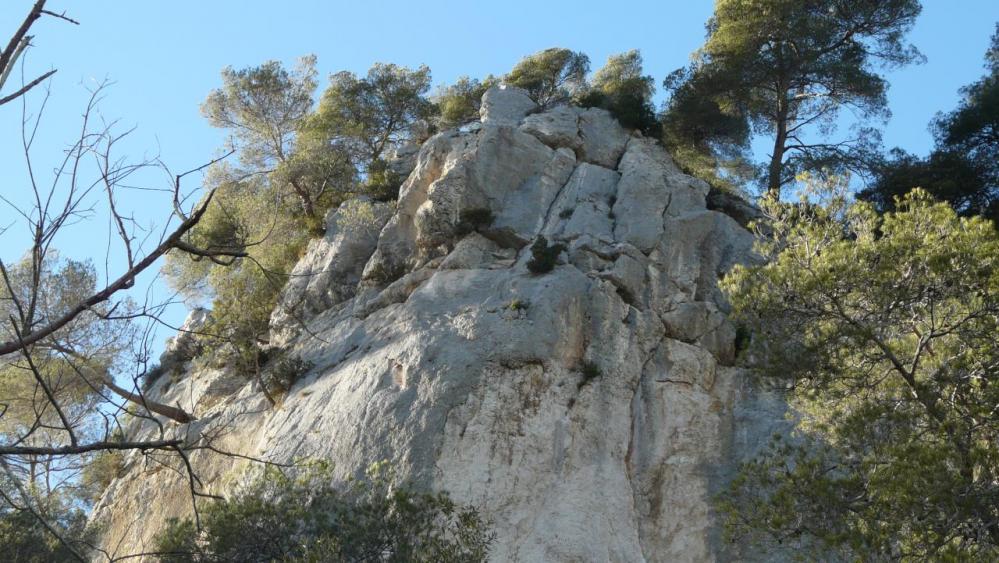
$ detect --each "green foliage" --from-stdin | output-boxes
[506,299,530,312]
[201,56,317,172]
[935,23,999,189]
[0,256,130,458]
[437,76,498,127]
[862,25,999,223]
[172,59,439,365]
[860,148,997,223]
[526,236,565,275]
[661,66,754,195]
[169,58,340,370]
[362,157,407,202]
[80,448,126,505]
[0,467,96,562]
[363,259,406,286]
[720,185,999,559]
[142,362,167,391]
[272,131,357,232]
[261,353,314,396]
[0,501,91,563]
[307,63,435,174]
[166,168,308,371]
[667,0,922,198]
[153,462,493,562]
[576,50,658,134]
[505,48,589,107]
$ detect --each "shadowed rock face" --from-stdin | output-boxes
[92,87,782,562]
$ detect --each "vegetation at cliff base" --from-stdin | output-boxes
[153,462,493,563]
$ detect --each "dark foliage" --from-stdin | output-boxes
[859,149,998,223]
[863,24,999,223]
[154,463,492,562]
[455,208,495,236]
[526,236,565,275]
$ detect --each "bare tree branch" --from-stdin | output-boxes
[0,439,182,456]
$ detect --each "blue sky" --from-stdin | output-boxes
[1,0,997,354]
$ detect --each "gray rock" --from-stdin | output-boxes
[519,105,582,151]
[479,84,537,126]
[271,198,392,343]
[158,308,209,371]
[387,142,420,178]
[662,301,738,365]
[544,162,620,244]
[93,100,787,563]
[578,107,630,168]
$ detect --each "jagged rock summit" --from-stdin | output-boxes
[93,85,784,562]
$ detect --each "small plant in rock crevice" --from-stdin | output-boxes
[262,353,315,398]
[507,298,531,311]
[455,207,495,236]
[577,360,602,389]
[527,236,566,274]
[365,259,406,285]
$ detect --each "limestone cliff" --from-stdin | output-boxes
[92,85,786,562]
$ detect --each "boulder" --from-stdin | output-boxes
[479,84,537,125]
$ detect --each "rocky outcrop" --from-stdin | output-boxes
[92,87,779,562]
[271,197,393,338]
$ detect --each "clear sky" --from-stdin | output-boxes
[1,0,997,354]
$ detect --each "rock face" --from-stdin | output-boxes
[92,87,783,562]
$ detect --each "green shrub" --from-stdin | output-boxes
[526,236,565,274]
[81,447,126,505]
[0,486,94,562]
[455,208,495,236]
[576,50,658,134]
[165,173,309,374]
[168,59,437,369]
[262,353,314,396]
[505,48,589,107]
[363,157,406,202]
[153,462,493,563]
[437,76,498,127]
[0,509,90,562]
[363,259,406,286]
[507,299,530,311]
[142,362,166,391]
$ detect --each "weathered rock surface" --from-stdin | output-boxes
[92,92,780,562]
[271,197,392,340]
[156,307,209,373]
[480,84,537,125]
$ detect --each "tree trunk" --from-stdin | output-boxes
[101,375,194,424]
[289,177,316,220]
[43,343,196,424]
[766,103,789,200]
